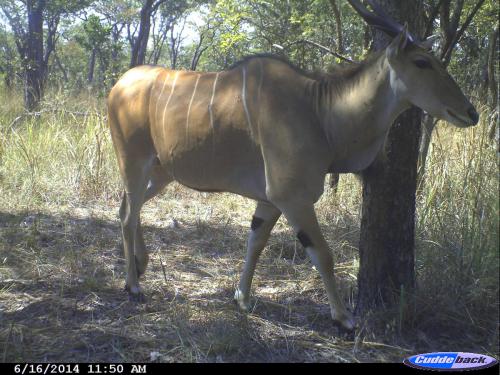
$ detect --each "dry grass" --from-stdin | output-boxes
[0,91,498,362]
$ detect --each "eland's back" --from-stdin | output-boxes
[109,57,322,201]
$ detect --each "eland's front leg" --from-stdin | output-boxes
[235,201,281,311]
[277,202,355,330]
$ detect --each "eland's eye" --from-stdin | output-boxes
[414,59,432,69]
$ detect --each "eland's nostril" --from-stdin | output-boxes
[467,107,479,125]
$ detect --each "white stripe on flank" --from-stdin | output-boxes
[186,74,201,138]
[242,66,253,135]
[208,72,219,130]
[155,73,170,124]
[256,60,264,128]
[162,71,179,138]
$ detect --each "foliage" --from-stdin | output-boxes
[0,25,21,88]
[75,15,112,52]
[0,0,496,97]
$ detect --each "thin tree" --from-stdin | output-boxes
[130,0,171,67]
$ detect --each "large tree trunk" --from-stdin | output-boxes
[25,0,46,111]
[356,0,424,316]
[130,0,154,68]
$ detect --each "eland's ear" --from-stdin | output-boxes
[419,35,439,51]
[387,24,409,59]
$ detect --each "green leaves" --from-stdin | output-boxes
[0,0,496,98]
[75,15,112,52]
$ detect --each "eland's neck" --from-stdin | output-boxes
[312,53,410,172]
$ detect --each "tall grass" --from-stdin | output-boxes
[411,106,498,351]
[0,91,121,211]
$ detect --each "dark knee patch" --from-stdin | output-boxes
[297,230,313,248]
[251,216,265,231]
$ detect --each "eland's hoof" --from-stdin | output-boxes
[333,310,356,331]
[125,285,146,303]
[234,288,251,312]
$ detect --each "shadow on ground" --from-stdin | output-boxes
[2,208,494,362]
[0,210,366,362]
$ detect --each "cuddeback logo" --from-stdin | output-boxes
[404,352,498,371]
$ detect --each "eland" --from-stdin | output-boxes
[107,0,478,330]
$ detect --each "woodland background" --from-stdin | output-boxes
[0,0,498,363]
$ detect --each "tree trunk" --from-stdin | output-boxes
[53,52,68,83]
[109,24,124,85]
[24,0,46,111]
[190,34,206,71]
[356,0,424,316]
[97,52,109,89]
[130,0,153,68]
[4,74,12,91]
[417,115,437,185]
[329,0,344,53]
[87,49,96,84]
[42,14,59,86]
[169,23,182,70]
[488,26,499,142]
[487,26,498,110]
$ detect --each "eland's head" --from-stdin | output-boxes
[349,0,479,128]
[385,30,479,127]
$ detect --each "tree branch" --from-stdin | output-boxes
[442,0,486,65]
[329,0,344,53]
[151,0,168,13]
[424,0,445,38]
[283,39,354,63]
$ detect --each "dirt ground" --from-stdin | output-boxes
[0,182,423,363]
[0,181,497,363]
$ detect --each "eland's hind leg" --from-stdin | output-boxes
[235,201,281,311]
[275,201,355,330]
[119,158,154,300]
[107,65,165,301]
[134,163,172,277]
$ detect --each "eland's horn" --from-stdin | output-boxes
[347,0,419,44]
